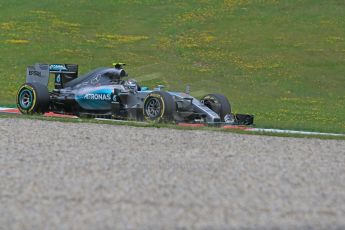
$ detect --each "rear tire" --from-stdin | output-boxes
[202,93,231,121]
[143,91,175,122]
[16,83,50,114]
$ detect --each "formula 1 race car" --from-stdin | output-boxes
[16,63,254,125]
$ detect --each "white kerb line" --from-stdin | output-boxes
[248,128,345,137]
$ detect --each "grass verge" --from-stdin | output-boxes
[0,0,344,133]
[1,114,344,140]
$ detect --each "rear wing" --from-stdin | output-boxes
[26,63,78,88]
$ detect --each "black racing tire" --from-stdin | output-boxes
[202,93,231,121]
[143,91,175,122]
[16,82,50,114]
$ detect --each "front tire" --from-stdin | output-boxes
[16,83,50,114]
[143,91,175,122]
[202,93,231,122]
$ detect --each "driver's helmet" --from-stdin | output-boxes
[124,79,138,92]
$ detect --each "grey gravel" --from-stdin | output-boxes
[0,118,345,230]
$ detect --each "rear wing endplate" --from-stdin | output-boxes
[26,63,50,86]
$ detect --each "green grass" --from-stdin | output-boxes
[1,0,344,133]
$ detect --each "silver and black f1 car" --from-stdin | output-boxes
[16,63,254,125]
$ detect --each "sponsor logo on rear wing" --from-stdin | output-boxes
[49,64,78,74]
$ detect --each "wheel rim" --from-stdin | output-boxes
[19,89,33,109]
[203,97,221,113]
[145,98,161,118]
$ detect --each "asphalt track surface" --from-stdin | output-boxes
[0,118,345,229]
